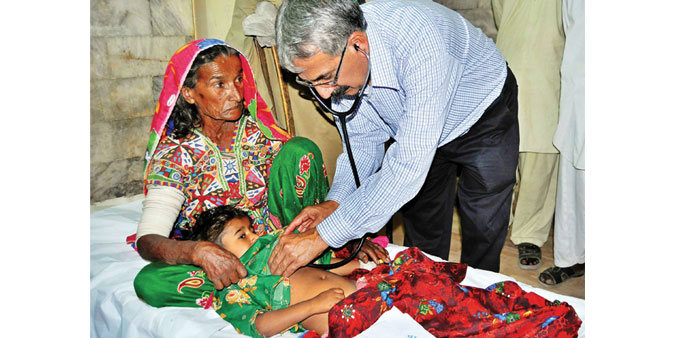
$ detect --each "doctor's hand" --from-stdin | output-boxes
[268,228,329,277]
[191,241,247,289]
[284,200,339,234]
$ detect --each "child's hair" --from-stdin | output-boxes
[192,205,251,244]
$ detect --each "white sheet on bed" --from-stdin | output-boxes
[91,198,584,337]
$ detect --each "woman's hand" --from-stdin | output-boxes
[191,241,247,289]
[355,239,390,264]
[309,288,345,314]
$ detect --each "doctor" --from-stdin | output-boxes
[269,0,519,276]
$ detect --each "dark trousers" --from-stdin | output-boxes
[401,67,519,272]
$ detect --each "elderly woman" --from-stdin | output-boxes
[135,39,387,291]
[136,39,327,288]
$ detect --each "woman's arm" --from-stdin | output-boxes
[254,288,345,337]
[137,235,247,289]
[136,184,185,249]
[136,185,247,289]
[135,184,195,264]
[137,233,197,264]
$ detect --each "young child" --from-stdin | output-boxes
[136,206,582,338]
[135,205,374,337]
[195,205,371,336]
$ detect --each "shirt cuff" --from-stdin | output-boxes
[316,208,358,248]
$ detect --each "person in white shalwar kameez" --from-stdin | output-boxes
[538,0,585,287]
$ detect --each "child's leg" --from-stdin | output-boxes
[287,267,357,334]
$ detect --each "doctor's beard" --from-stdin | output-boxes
[330,85,349,102]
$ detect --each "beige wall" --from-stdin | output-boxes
[192,0,236,40]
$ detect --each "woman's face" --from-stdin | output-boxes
[219,216,259,258]
[182,53,245,122]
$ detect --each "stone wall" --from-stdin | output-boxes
[90,0,194,203]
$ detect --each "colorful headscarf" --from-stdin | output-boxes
[143,39,290,190]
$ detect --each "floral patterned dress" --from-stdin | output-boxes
[134,230,332,338]
[146,114,285,238]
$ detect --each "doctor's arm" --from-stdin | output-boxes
[269,101,391,276]
[314,30,454,249]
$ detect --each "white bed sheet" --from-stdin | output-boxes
[91,198,585,337]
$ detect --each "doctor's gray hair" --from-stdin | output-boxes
[275,0,367,73]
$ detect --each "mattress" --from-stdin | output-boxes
[90,197,585,337]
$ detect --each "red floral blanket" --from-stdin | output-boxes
[327,247,581,338]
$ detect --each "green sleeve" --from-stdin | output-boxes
[134,262,217,308]
[216,285,266,338]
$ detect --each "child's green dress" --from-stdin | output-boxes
[135,230,332,338]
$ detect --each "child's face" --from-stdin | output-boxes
[220,217,259,257]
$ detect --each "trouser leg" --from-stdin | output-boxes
[400,156,457,260]
[553,156,585,267]
[401,67,518,270]
[453,67,519,272]
[456,152,516,273]
[510,152,559,247]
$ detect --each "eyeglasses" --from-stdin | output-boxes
[295,44,348,88]
[308,45,370,118]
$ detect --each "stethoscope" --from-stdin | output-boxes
[306,45,372,270]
